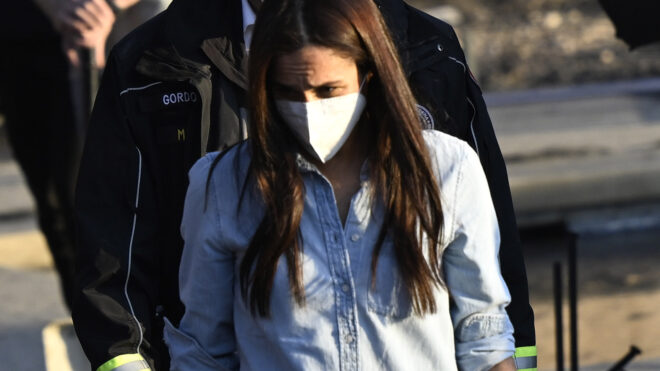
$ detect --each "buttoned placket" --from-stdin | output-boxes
[343,180,371,297]
[309,171,361,371]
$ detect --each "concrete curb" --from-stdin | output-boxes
[0,230,52,269]
[42,319,90,371]
[509,151,660,227]
[484,77,660,107]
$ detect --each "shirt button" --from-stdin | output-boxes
[341,284,350,293]
[350,234,360,242]
[345,334,354,343]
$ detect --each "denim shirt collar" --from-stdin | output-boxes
[294,153,371,183]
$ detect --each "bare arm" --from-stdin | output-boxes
[112,0,141,8]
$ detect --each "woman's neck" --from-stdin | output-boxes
[313,124,368,225]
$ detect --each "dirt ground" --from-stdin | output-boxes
[533,292,660,370]
[409,0,660,91]
[521,227,660,369]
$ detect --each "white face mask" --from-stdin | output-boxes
[275,86,367,163]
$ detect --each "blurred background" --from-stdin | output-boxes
[419,0,660,90]
[1,0,660,370]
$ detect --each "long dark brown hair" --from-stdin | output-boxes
[241,0,444,317]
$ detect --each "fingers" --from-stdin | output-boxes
[74,0,115,29]
[59,12,88,35]
[73,5,102,30]
[59,0,115,33]
[58,0,116,49]
[76,0,114,29]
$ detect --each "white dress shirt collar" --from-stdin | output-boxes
[242,0,256,51]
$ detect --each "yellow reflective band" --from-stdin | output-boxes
[514,345,538,358]
[97,353,150,371]
[514,346,538,371]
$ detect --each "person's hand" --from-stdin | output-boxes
[489,357,516,371]
[112,0,140,9]
[57,0,116,68]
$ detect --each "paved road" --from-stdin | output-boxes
[0,265,68,371]
[0,133,88,371]
[0,214,88,371]
[486,78,660,227]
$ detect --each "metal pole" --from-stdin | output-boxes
[553,262,564,371]
[568,231,578,371]
[608,346,641,371]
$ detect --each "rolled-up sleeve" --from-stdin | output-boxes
[164,153,239,371]
[442,146,515,371]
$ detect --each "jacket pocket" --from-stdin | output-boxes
[404,35,449,75]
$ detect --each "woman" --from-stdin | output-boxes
[165,0,515,369]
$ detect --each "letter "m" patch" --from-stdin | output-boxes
[177,128,186,141]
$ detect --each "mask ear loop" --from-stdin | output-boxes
[358,74,369,94]
[358,69,375,92]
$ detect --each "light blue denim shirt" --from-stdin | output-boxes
[165,130,515,371]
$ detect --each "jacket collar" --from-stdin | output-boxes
[158,0,248,90]
[374,0,409,48]
[149,0,411,90]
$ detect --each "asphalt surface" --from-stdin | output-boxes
[0,265,69,371]
[2,79,660,370]
[486,78,660,227]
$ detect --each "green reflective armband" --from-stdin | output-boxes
[97,353,151,371]
[514,345,537,371]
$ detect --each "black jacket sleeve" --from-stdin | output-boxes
[73,51,161,371]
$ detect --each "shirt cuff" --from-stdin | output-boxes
[163,317,238,371]
[455,313,515,371]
